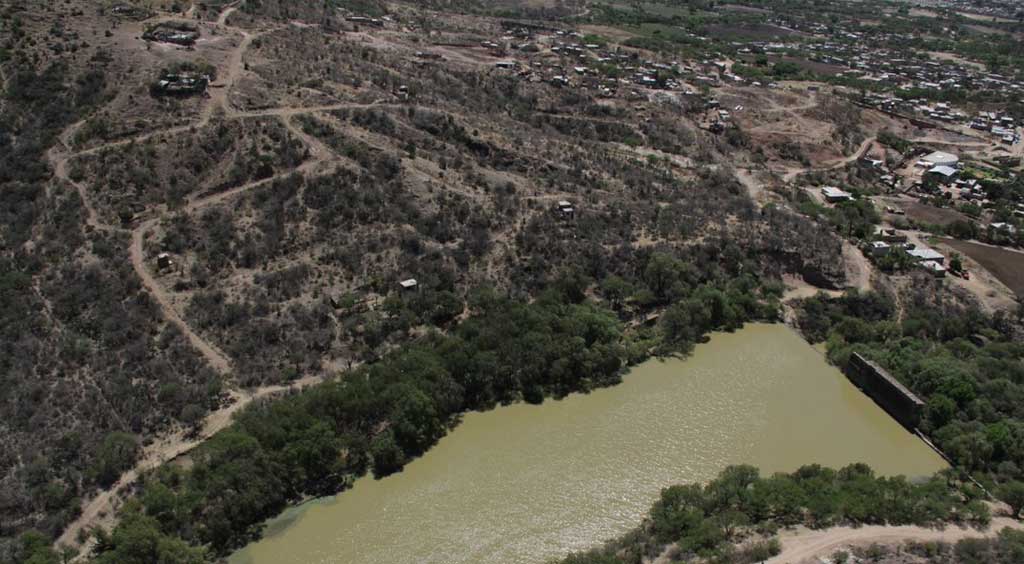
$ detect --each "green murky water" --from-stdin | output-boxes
[231,324,945,564]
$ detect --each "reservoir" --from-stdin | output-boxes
[230,324,946,564]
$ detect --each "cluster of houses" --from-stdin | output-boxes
[970,111,1021,144]
[940,0,1021,20]
[489,40,698,94]
[868,227,950,278]
[861,94,1021,145]
[859,156,903,191]
[406,20,791,99]
[801,34,1024,97]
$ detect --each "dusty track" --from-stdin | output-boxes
[767,517,1024,563]
[782,136,877,182]
[129,222,233,374]
[55,376,322,550]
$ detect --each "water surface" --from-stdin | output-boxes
[231,324,945,564]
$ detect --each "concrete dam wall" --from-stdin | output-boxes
[846,353,925,431]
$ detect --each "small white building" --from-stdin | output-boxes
[921,260,947,278]
[821,186,854,203]
[991,222,1017,234]
[908,247,945,264]
[399,278,419,290]
[869,241,891,257]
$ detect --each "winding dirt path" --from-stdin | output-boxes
[48,4,360,553]
[767,517,1024,563]
[130,221,233,374]
[55,376,322,551]
[782,136,877,182]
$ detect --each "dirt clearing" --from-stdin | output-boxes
[768,517,1024,564]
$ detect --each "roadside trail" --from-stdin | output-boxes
[767,517,1024,563]
[56,376,322,551]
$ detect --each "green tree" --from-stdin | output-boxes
[90,432,139,487]
[370,428,405,477]
[950,253,964,273]
[599,275,631,310]
[17,531,59,564]
[999,481,1024,519]
[92,504,206,564]
[926,394,958,428]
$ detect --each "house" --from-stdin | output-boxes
[157,252,173,270]
[152,73,209,96]
[907,247,945,264]
[495,61,517,69]
[556,200,575,218]
[821,186,854,203]
[399,278,419,291]
[921,151,959,167]
[346,16,384,27]
[876,227,907,243]
[920,260,947,278]
[143,26,200,46]
[991,222,1017,234]
[869,241,891,257]
[861,158,885,168]
[927,165,958,183]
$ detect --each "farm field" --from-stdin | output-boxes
[941,239,1024,296]
[902,200,969,227]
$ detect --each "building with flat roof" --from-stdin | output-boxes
[927,165,958,182]
[921,260,947,278]
[821,186,854,203]
[921,151,959,167]
[869,241,891,257]
[907,247,945,264]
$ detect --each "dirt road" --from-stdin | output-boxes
[47,3,352,552]
[782,136,877,182]
[55,376,322,552]
[767,517,1024,563]
[130,221,233,374]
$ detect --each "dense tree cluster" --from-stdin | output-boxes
[796,289,1024,504]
